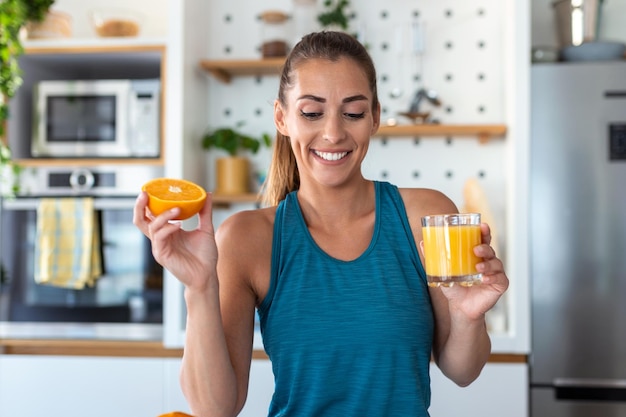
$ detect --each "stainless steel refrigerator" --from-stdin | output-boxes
[530,62,626,416]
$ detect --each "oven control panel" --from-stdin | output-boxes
[17,165,164,197]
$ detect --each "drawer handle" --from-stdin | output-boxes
[554,378,626,402]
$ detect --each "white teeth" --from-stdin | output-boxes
[314,151,348,161]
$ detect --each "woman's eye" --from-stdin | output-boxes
[300,110,322,119]
[345,112,365,119]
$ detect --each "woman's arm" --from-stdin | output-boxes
[134,193,259,416]
[400,188,509,387]
[429,222,508,386]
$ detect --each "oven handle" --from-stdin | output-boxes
[2,198,137,211]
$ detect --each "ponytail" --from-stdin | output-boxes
[260,131,299,207]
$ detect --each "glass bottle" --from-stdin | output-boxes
[260,10,290,58]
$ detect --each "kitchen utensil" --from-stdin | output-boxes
[408,88,441,113]
[389,25,407,99]
[90,7,143,37]
[552,0,604,47]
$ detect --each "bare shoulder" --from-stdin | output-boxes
[215,206,276,254]
[214,206,276,303]
[398,187,458,218]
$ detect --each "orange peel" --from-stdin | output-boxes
[142,178,207,220]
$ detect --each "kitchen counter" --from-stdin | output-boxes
[0,323,526,362]
[0,322,162,341]
[0,322,182,357]
[0,323,264,358]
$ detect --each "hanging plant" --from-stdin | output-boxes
[0,0,55,196]
[317,0,351,31]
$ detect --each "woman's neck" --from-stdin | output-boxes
[296,178,375,227]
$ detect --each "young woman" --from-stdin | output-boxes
[134,31,509,417]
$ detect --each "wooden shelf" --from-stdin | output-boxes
[375,124,507,143]
[23,37,167,54]
[199,58,285,83]
[211,193,259,207]
[197,59,506,143]
[0,339,182,358]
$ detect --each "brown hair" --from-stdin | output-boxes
[260,31,379,207]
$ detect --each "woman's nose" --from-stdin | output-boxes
[322,113,345,143]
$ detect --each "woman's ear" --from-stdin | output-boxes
[370,101,381,136]
[274,100,289,136]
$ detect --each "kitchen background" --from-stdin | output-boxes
[33,0,520,336]
[1,0,624,415]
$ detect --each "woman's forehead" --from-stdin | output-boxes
[288,58,371,98]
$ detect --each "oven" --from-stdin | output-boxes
[0,165,163,324]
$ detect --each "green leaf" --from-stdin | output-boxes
[317,0,350,30]
[201,122,272,156]
[0,0,53,196]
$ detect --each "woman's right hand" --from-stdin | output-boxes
[133,191,218,291]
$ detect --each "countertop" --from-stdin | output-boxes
[0,322,182,357]
[0,323,526,363]
[0,322,163,341]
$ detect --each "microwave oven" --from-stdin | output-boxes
[31,79,161,158]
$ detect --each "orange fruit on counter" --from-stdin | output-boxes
[142,178,207,220]
[157,412,195,417]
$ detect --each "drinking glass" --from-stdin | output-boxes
[421,213,482,287]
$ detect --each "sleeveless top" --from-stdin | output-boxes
[257,181,434,417]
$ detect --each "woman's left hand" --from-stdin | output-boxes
[438,222,509,321]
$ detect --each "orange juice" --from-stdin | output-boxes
[421,213,482,287]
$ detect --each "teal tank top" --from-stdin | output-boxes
[257,181,434,416]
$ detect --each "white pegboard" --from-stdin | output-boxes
[203,0,508,247]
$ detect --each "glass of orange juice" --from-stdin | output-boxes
[421,213,482,287]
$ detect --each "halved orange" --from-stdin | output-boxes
[142,178,207,220]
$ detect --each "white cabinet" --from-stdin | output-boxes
[0,355,167,417]
[0,355,526,417]
[239,360,275,417]
[200,360,528,417]
[163,358,193,414]
[430,363,528,417]
[162,358,275,417]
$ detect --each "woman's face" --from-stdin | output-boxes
[274,57,380,189]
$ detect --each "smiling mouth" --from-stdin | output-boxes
[313,150,349,161]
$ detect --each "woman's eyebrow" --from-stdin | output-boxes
[343,94,368,103]
[297,94,325,103]
[296,94,368,103]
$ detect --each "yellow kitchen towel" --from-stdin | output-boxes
[34,198,103,289]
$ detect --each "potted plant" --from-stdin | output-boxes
[201,122,272,196]
[0,0,55,197]
[317,0,351,31]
